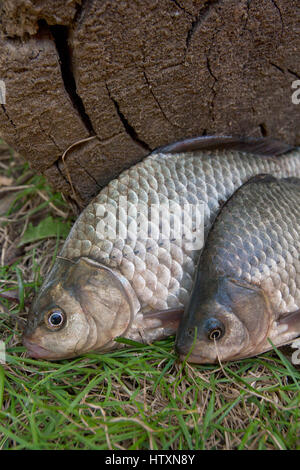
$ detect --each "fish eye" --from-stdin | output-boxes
[204,318,225,341]
[208,328,223,341]
[45,308,66,330]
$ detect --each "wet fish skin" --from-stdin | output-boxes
[23,136,300,360]
[176,176,300,363]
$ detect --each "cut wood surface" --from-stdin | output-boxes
[0,0,299,205]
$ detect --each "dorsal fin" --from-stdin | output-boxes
[242,174,279,185]
[281,177,300,186]
[154,135,293,157]
[244,175,300,188]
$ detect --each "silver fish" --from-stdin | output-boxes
[176,175,300,363]
[23,136,300,360]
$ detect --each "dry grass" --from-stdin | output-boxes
[0,141,299,450]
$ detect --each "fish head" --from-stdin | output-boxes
[23,257,140,360]
[176,276,271,363]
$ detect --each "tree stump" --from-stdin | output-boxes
[0,0,299,205]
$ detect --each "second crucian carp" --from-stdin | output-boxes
[176,175,300,363]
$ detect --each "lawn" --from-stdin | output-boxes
[0,141,299,450]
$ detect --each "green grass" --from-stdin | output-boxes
[0,143,299,450]
[0,341,299,449]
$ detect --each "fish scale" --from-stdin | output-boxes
[61,148,300,312]
[201,179,300,315]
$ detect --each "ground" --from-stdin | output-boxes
[0,141,299,450]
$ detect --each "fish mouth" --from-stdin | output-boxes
[176,342,232,364]
[176,342,216,364]
[177,345,255,364]
[23,337,63,360]
[178,351,218,364]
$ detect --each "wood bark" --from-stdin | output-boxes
[0,0,299,204]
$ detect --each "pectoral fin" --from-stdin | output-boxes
[128,307,184,344]
[143,307,184,335]
[278,309,300,334]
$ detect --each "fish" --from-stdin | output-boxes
[23,135,300,360]
[175,175,300,363]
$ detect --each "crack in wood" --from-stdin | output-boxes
[55,160,70,187]
[206,56,218,123]
[105,83,152,152]
[242,0,251,33]
[184,0,222,126]
[185,0,221,53]
[45,22,96,136]
[269,63,300,81]
[270,0,284,37]
[205,17,222,125]
[74,156,102,189]
[73,0,89,25]
[270,61,285,74]
[170,0,194,17]
[1,104,17,130]
[142,69,184,130]
[36,19,105,198]
[288,69,300,80]
[38,116,62,153]
[259,123,268,137]
[206,56,218,83]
